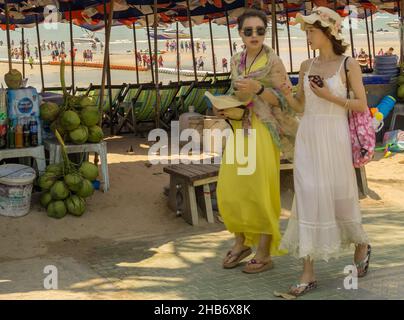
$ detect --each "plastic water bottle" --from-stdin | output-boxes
[29,116,38,147]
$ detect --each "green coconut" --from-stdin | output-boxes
[87,126,104,143]
[40,192,53,208]
[79,96,96,109]
[38,173,58,191]
[40,102,60,122]
[50,181,70,200]
[46,163,64,177]
[65,195,86,216]
[64,173,83,192]
[76,179,95,198]
[398,85,404,99]
[50,120,66,137]
[47,201,67,219]
[398,75,404,85]
[79,162,99,181]
[69,125,89,144]
[80,107,99,127]
[68,95,81,108]
[5,69,23,89]
[60,110,81,131]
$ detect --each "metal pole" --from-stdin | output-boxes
[176,22,180,82]
[145,15,155,83]
[225,9,233,57]
[274,10,280,56]
[132,22,140,84]
[69,3,75,94]
[4,0,12,71]
[304,7,311,59]
[400,0,404,66]
[153,0,161,129]
[346,0,355,58]
[102,0,114,134]
[186,0,198,81]
[271,0,276,50]
[209,18,217,79]
[284,2,293,72]
[21,28,25,79]
[35,16,45,91]
[370,9,376,60]
[364,9,373,69]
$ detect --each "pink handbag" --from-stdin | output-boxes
[344,57,375,168]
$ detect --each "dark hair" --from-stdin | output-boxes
[237,9,268,30]
[312,21,348,55]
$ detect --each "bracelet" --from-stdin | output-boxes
[344,99,349,109]
[256,84,265,96]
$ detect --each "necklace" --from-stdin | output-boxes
[244,46,264,76]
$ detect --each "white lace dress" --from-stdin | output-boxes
[280,58,369,261]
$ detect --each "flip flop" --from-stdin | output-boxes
[242,258,274,274]
[222,248,252,269]
[274,281,317,300]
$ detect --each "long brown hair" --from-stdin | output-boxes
[312,21,348,55]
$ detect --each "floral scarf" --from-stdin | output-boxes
[229,44,299,161]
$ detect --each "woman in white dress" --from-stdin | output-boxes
[278,7,371,297]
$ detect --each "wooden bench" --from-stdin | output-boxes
[164,164,219,226]
[164,162,296,226]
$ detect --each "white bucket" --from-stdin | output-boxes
[0,164,37,218]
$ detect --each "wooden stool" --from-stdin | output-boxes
[44,140,110,192]
[0,146,46,175]
[164,164,219,226]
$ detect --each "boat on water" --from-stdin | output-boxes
[386,19,400,29]
[74,31,102,45]
[150,28,191,40]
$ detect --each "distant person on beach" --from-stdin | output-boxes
[222,57,228,72]
[378,48,384,55]
[35,47,38,59]
[166,40,170,52]
[158,55,164,68]
[0,40,3,46]
[180,41,184,52]
[29,56,34,69]
[197,56,204,70]
[202,42,207,54]
[196,41,201,53]
[142,54,147,67]
[233,41,237,52]
[185,41,189,52]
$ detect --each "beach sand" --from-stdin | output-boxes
[0,134,402,263]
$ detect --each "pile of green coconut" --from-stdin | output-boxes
[40,61,104,144]
[38,131,99,219]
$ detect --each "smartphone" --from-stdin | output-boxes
[308,75,324,88]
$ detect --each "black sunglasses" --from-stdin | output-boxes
[241,27,267,37]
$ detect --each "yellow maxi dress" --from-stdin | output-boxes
[216,55,284,256]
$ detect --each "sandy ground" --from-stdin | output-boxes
[0,134,403,264]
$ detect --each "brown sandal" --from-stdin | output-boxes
[274,281,317,300]
[355,244,371,278]
[223,248,252,269]
[242,258,274,274]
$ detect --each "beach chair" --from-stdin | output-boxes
[117,83,180,134]
[202,72,231,82]
[179,79,231,115]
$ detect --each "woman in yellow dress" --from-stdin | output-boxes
[215,9,298,274]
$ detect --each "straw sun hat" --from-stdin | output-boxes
[293,7,349,47]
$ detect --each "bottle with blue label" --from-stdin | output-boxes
[29,115,38,147]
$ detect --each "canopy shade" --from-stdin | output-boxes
[0,0,400,29]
